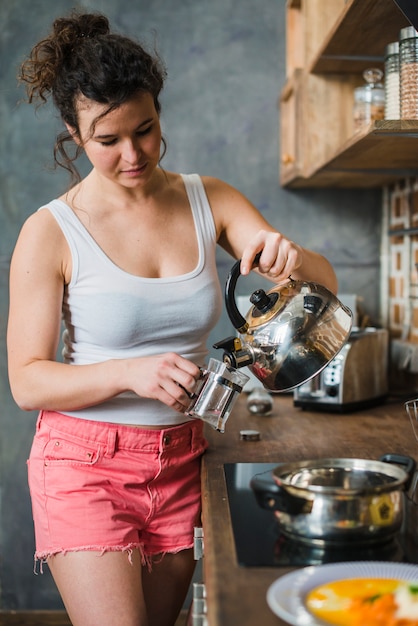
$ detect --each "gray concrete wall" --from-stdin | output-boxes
[0,0,382,610]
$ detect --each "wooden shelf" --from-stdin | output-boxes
[280,0,418,189]
[310,0,410,74]
[284,121,418,189]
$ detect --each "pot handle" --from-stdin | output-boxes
[250,475,313,516]
[225,252,262,334]
[379,453,416,491]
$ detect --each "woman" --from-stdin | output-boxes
[7,10,337,626]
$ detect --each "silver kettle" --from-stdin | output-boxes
[214,256,353,392]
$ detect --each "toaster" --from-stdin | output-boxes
[293,327,389,412]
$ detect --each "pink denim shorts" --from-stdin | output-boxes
[27,411,208,565]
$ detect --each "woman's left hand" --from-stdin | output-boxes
[240,229,303,281]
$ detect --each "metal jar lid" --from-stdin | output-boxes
[385,41,399,57]
[239,429,261,442]
[400,26,418,40]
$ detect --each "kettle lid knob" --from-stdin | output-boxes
[250,289,278,313]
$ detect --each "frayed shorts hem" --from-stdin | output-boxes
[34,540,194,573]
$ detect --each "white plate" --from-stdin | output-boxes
[266,561,418,626]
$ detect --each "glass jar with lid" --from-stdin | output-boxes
[353,68,385,132]
[246,387,273,416]
[399,26,418,119]
[385,41,400,119]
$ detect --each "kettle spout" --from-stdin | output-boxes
[213,336,254,369]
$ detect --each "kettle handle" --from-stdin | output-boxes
[225,252,261,333]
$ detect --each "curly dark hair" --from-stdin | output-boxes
[19,11,167,186]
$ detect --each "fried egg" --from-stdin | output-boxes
[305,578,418,625]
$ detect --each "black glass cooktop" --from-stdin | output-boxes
[224,463,418,568]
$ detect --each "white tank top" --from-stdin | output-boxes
[39,173,223,425]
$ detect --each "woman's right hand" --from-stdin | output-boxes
[124,353,201,413]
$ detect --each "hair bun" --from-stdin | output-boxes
[52,11,110,46]
[18,11,111,105]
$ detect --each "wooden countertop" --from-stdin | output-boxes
[201,393,418,626]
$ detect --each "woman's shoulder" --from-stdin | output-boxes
[10,204,70,284]
[163,171,251,212]
[199,174,230,190]
[159,170,223,197]
[16,204,68,259]
[22,203,62,230]
[199,176,253,213]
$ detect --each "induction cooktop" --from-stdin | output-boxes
[224,463,418,568]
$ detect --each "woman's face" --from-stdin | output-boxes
[72,91,162,188]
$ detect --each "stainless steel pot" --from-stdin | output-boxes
[250,454,416,545]
[214,255,353,392]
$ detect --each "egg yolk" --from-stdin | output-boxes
[306,578,418,626]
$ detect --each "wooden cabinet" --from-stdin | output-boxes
[281,0,418,189]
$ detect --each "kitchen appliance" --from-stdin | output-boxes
[224,462,418,568]
[214,256,353,392]
[294,327,388,412]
